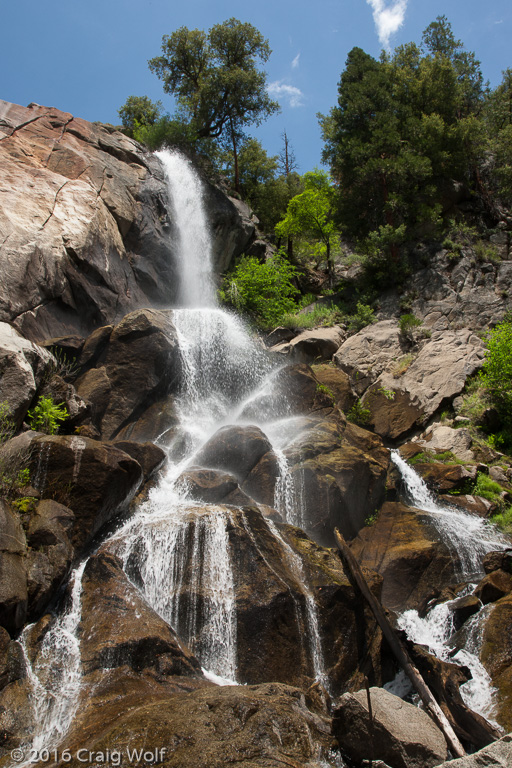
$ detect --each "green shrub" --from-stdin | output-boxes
[27,396,68,435]
[491,505,512,534]
[473,472,504,502]
[399,313,423,336]
[347,399,371,426]
[219,253,300,329]
[0,402,16,445]
[281,303,343,330]
[479,317,512,427]
[348,302,376,332]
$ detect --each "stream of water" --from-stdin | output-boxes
[391,450,508,722]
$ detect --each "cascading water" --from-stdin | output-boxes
[14,150,330,760]
[391,449,508,722]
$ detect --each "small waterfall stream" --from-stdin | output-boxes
[391,450,508,721]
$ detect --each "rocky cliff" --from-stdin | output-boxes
[0,100,255,340]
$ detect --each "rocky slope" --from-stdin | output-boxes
[0,103,511,768]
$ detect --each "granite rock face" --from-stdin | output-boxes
[0,100,255,341]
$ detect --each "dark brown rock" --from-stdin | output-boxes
[110,440,165,484]
[176,468,240,504]
[193,425,272,483]
[413,462,477,493]
[311,363,357,413]
[27,434,143,550]
[449,594,482,630]
[483,550,512,574]
[481,592,512,731]
[350,502,457,612]
[475,570,512,604]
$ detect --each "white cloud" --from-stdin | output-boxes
[366,0,408,49]
[267,81,304,108]
[291,53,300,69]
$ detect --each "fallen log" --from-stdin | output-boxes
[334,527,466,759]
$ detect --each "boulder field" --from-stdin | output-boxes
[0,102,512,767]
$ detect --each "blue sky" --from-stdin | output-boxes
[2,0,511,171]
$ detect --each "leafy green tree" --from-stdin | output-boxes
[484,69,512,205]
[148,18,279,190]
[27,396,68,435]
[275,170,339,279]
[118,96,163,137]
[480,317,512,427]
[219,253,299,328]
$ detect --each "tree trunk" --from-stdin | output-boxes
[334,528,467,759]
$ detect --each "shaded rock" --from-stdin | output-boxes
[79,551,202,678]
[483,550,512,575]
[279,417,389,547]
[40,334,85,359]
[264,327,296,346]
[333,686,448,768]
[432,733,512,767]
[110,440,165,484]
[238,363,322,422]
[350,502,457,612]
[0,323,53,427]
[193,425,272,483]
[475,570,512,604]
[271,326,346,363]
[241,450,281,507]
[27,433,142,550]
[39,373,89,426]
[75,309,182,441]
[481,593,512,731]
[25,499,75,619]
[450,594,482,630]
[0,501,27,635]
[77,325,113,370]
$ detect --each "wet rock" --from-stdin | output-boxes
[413,462,477,493]
[481,592,512,731]
[270,326,345,363]
[0,501,27,635]
[439,493,495,517]
[475,570,512,604]
[177,468,240,504]
[333,686,448,768]
[193,425,272,483]
[42,681,335,768]
[432,733,512,767]
[264,327,296,346]
[350,502,457,612]
[449,594,482,629]
[27,433,143,551]
[0,323,53,427]
[110,440,165,484]
[238,363,322,422]
[280,417,389,547]
[241,450,281,507]
[483,550,512,575]
[79,551,202,678]
[75,309,182,441]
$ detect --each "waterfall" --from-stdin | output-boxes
[14,149,330,761]
[391,449,507,722]
[391,449,507,579]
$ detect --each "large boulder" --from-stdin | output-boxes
[192,425,273,483]
[0,100,255,341]
[334,321,485,439]
[25,433,143,550]
[481,593,512,731]
[0,324,53,427]
[333,686,448,768]
[413,423,475,462]
[270,326,346,363]
[350,502,457,612]
[74,309,182,441]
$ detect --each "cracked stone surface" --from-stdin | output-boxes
[0,100,255,341]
